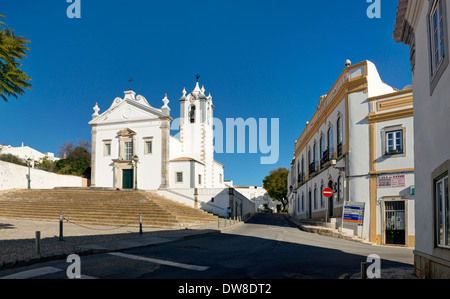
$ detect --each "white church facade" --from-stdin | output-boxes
[89,81,226,191]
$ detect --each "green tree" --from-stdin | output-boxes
[55,139,91,178]
[263,167,289,211]
[56,146,91,178]
[35,156,56,172]
[0,14,32,102]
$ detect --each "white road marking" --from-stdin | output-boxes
[0,266,62,279]
[109,252,210,271]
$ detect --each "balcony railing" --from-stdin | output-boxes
[320,149,330,167]
[297,173,304,184]
[337,143,343,157]
[309,162,317,175]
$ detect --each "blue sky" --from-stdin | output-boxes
[0,0,411,186]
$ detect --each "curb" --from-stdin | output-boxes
[283,215,371,244]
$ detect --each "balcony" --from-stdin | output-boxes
[320,149,330,167]
[337,143,343,157]
[309,162,317,175]
[297,173,304,184]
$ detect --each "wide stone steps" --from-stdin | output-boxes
[0,189,219,228]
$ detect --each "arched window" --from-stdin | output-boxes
[327,127,334,156]
[314,185,317,210]
[320,135,325,159]
[337,117,343,156]
[320,183,324,207]
[301,192,305,211]
[189,105,196,123]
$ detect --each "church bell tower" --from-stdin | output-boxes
[178,77,215,187]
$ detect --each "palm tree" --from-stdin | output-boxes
[0,14,32,102]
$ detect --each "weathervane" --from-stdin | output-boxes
[195,74,200,82]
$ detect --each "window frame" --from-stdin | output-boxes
[176,172,183,184]
[382,125,406,157]
[144,138,153,155]
[435,173,449,249]
[124,141,134,160]
[386,130,403,154]
[428,0,449,94]
[103,140,112,157]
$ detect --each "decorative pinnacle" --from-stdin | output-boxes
[92,102,100,118]
[162,93,170,109]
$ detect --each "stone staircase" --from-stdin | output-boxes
[0,188,219,229]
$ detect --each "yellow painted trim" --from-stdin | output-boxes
[370,168,415,175]
[294,64,368,159]
[370,175,377,243]
[366,107,414,123]
[376,235,382,245]
[377,96,413,112]
[369,123,377,173]
[367,88,412,102]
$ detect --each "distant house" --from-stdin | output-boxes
[0,143,59,166]
[394,0,450,278]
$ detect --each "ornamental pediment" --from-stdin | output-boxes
[117,128,137,137]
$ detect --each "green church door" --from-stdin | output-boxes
[122,169,134,189]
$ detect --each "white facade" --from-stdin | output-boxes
[89,82,225,191]
[394,0,450,278]
[288,60,415,247]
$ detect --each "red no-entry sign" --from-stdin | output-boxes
[323,188,333,198]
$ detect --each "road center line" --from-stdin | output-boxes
[109,252,210,271]
[0,266,62,279]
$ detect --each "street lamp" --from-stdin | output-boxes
[330,157,345,171]
[26,158,32,189]
[133,155,139,191]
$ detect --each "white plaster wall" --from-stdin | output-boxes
[412,3,450,255]
[0,161,84,190]
[156,188,255,219]
[169,161,193,189]
[348,90,370,177]
[348,175,371,239]
[366,61,397,98]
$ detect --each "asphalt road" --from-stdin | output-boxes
[0,213,414,280]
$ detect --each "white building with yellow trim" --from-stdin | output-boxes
[288,60,415,247]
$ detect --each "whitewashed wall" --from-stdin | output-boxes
[156,188,256,219]
[0,161,85,191]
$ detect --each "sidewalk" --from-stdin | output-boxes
[0,217,244,270]
[284,215,418,279]
[285,215,375,245]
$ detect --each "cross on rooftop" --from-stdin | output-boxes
[128,78,133,90]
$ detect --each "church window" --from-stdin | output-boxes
[104,141,111,157]
[176,172,183,183]
[125,141,134,160]
[189,105,196,123]
[198,174,202,185]
[144,140,153,155]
